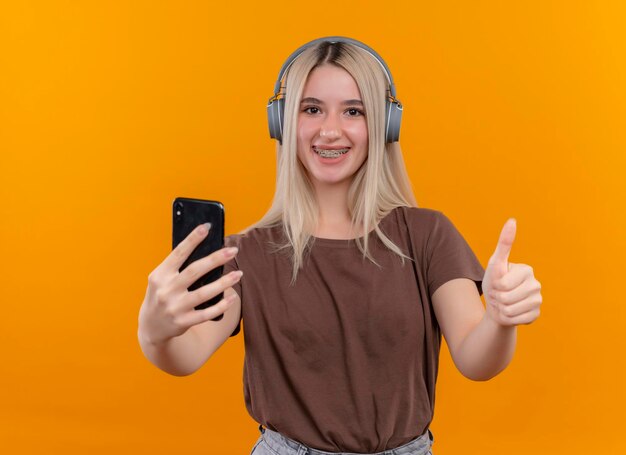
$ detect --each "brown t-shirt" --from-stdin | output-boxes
[223,206,484,452]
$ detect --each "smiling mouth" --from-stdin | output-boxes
[312,146,350,158]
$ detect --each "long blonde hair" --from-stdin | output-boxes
[245,41,418,283]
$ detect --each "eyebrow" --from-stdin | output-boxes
[300,97,364,107]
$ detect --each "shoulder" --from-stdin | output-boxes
[374,206,445,254]
[386,206,463,251]
[390,206,447,231]
[394,206,442,220]
[224,223,285,254]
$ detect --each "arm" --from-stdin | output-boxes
[137,223,244,376]
[432,218,542,381]
[432,278,516,381]
[138,322,208,377]
[138,288,241,377]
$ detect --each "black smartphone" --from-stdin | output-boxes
[172,197,225,320]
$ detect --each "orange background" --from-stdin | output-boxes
[1,1,625,453]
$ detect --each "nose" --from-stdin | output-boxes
[319,112,342,139]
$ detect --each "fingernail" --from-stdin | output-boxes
[225,247,238,257]
[231,271,243,280]
[199,223,211,235]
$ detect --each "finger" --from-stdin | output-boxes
[492,263,533,291]
[488,218,517,275]
[163,223,211,272]
[490,280,538,304]
[500,308,541,326]
[182,270,243,311]
[491,264,536,293]
[176,246,239,291]
[185,292,239,327]
[498,294,542,318]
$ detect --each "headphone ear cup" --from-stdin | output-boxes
[385,100,403,143]
[267,98,285,144]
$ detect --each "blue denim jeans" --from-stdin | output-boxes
[250,424,434,455]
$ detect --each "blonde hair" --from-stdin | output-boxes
[245,41,418,283]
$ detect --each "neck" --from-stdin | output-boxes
[311,180,362,239]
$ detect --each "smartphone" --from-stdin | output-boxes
[172,197,225,319]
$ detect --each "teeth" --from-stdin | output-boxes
[313,147,349,158]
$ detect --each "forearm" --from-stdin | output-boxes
[138,327,205,377]
[454,314,517,381]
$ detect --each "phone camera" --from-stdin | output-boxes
[174,201,184,223]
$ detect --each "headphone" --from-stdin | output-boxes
[267,36,403,145]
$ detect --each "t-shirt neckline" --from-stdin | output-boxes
[309,207,401,248]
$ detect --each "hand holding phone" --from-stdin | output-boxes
[172,198,226,312]
[137,200,242,346]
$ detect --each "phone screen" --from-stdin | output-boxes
[172,197,225,317]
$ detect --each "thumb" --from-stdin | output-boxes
[489,218,517,276]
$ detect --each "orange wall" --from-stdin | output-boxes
[1,1,625,453]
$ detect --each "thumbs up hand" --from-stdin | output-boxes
[482,218,543,327]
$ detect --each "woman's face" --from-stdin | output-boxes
[296,64,368,189]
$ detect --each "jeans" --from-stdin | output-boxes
[250,424,434,455]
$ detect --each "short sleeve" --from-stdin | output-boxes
[426,211,485,298]
[223,235,242,337]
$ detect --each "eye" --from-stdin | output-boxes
[346,108,364,117]
[302,106,320,114]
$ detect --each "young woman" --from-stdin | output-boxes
[138,37,543,455]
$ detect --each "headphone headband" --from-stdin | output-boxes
[272,36,397,99]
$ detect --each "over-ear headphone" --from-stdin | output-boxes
[267,36,403,145]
